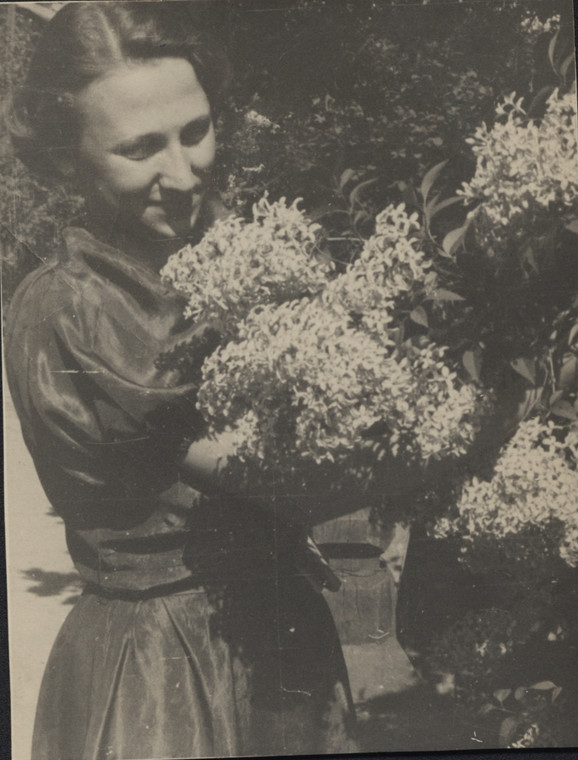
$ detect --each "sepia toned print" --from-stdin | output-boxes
[1,1,577,758]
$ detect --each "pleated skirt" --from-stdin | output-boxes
[31,574,358,760]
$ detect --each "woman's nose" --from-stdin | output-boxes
[158,146,199,192]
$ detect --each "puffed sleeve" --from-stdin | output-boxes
[5,231,212,529]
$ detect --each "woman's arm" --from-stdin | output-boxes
[179,432,311,523]
[179,433,424,527]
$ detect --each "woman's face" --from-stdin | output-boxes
[74,57,216,241]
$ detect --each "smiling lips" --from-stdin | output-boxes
[149,192,200,221]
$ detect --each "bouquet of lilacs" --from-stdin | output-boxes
[162,196,489,522]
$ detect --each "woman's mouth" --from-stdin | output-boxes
[149,195,198,219]
[142,192,205,238]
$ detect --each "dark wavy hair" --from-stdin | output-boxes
[7,2,230,180]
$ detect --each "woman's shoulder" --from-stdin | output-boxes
[5,229,105,343]
[9,258,68,317]
[7,259,66,329]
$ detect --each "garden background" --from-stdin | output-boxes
[1,0,578,755]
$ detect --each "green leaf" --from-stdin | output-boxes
[480,703,498,716]
[424,192,440,224]
[499,716,520,748]
[522,245,538,274]
[529,681,557,691]
[552,686,563,703]
[431,288,465,302]
[310,204,346,222]
[548,30,561,74]
[348,177,378,207]
[493,688,512,705]
[568,323,578,345]
[517,386,543,421]
[353,210,370,228]
[510,357,536,385]
[528,85,555,117]
[339,169,356,190]
[410,306,429,328]
[514,686,527,701]
[442,225,467,257]
[427,195,464,222]
[463,348,482,382]
[560,53,575,83]
[565,220,578,235]
[559,354,578,390]
[550,400,577,420]
[420,159,448,204]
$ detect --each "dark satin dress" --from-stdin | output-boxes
[5,225,357,760]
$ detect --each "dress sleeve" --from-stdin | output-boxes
[5,261,207,526]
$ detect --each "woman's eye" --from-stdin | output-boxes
[113,137,162,161]
[181,117,211,147]
[121,148,154,162]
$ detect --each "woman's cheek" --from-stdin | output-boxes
[184,129,217,174]
[198,128,217,170]
[106,159,157,196]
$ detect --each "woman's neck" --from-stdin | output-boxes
[80,194,229,273]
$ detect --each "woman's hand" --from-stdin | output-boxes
[179,430,239,494]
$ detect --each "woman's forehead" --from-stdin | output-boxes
[75,58,210,143]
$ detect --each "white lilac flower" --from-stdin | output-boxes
[160,195,331,337]
[198,296,485,470]
[459,89,578,252]
[244,109,280,132]
[434,418,578,567]
[520,12,560,41]
[327,203,435,316]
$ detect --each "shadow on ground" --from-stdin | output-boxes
[23,568,83,605]
[357,680,477,752]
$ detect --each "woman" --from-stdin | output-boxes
[5,4,358,758]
